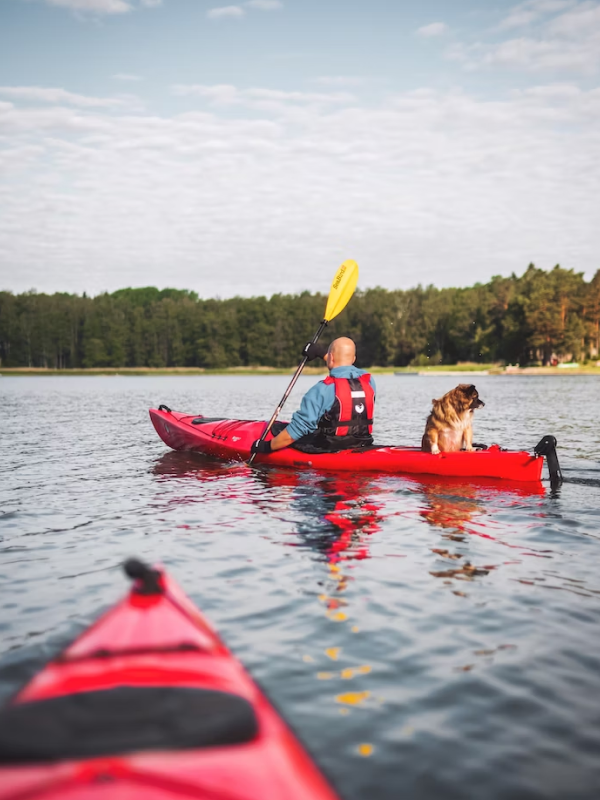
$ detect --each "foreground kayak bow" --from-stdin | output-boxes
[0,560,339,800]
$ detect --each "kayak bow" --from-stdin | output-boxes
[0,559,339,800]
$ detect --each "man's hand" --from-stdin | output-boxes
[302,342,327,361]
[250,438,272,455]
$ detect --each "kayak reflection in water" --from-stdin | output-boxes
[257,470,383,565]
[250,337,376,456]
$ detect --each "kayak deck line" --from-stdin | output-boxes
[0,560,340,800]
[149,408,554,483]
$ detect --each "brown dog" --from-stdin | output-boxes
[421,384,485,454]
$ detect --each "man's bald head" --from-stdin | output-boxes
[327,337,356,369]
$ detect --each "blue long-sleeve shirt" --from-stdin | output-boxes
[286,366,376,441]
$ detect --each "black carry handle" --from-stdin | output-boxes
[123,558,164,595]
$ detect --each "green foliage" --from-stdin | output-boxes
[0,266,598,368]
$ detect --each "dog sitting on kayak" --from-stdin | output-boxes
[421,384,485,455]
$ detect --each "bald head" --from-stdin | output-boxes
[326,337,356,369]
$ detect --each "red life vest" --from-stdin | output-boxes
[317,374,375,438]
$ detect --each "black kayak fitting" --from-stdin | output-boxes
[123,558,164,595]
[534,435,562,487]
[158,404,172,413]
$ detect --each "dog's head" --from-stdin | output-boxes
[457,383,485,411]
[433,384,485,414]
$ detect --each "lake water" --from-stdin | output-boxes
[1,374,600,799]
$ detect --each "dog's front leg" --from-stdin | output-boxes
[463,424,474,452]
[429,429,440,455]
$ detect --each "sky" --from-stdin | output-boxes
[0,0,599,298]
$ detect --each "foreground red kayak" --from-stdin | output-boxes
[0,560,339,800]
[149,407,557,483]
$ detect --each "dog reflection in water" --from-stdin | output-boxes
[421,384,485,455]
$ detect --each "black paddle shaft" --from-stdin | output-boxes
[248,320,328,464]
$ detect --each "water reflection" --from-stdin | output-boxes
[401,474,552,598]
[151,451,558,612]
[152,452,383,728]
[409,474,544,534]
[253,469,383,564]
[153,452,384,563]
[152,452,548,570]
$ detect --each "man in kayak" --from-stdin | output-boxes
[251,337,376,455]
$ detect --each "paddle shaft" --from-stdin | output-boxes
[248,319,328,464]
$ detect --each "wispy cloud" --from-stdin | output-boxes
[2,81,599,297]
[171,83,356,109]
[498,0,577,30]
[314,76,365,87]
[207,5,245,19]
[0,86,128,108]
[37,0,163,14]
[447,0,600,73]
[112,73,143,82]
[245,0,283,9]
[416,22,448,38]
[207,1,282,19]
[43,0,132,14]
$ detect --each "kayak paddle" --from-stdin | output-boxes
[248,259,359,464]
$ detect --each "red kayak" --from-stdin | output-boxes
[0,560,339,800]
[149,407,557,483]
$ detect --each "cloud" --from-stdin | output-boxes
[112,73,143,82]
[140,0,162,5]
[499,0,577,29]
[1,82,599,298]
[245,0,282,9]
[314,76,366,87]
[498,8,538,29]
[171,84,356,109]
[545,0,600,34]
[206,1,282,19]
[416,22,448,38]
[172,84,240,104]
[43,0,132,13]
[479,35,600,72]
[0,86,128,108]
[207,5,245,19]
[447,1,600,73]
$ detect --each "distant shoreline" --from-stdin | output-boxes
[2,365,600,377]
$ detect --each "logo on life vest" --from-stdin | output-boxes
[355,403,365,413]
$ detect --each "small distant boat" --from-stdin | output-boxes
[418,370,490,376]
[394,371,418,375]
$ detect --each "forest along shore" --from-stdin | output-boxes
[3,365,600,377]
[1,265,599,371]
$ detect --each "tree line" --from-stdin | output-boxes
[1,265,599,369]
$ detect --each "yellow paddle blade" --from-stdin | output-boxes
[324,259,359,322]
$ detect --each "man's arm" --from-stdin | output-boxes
[268,427,296,451]
[252,381,334,454]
